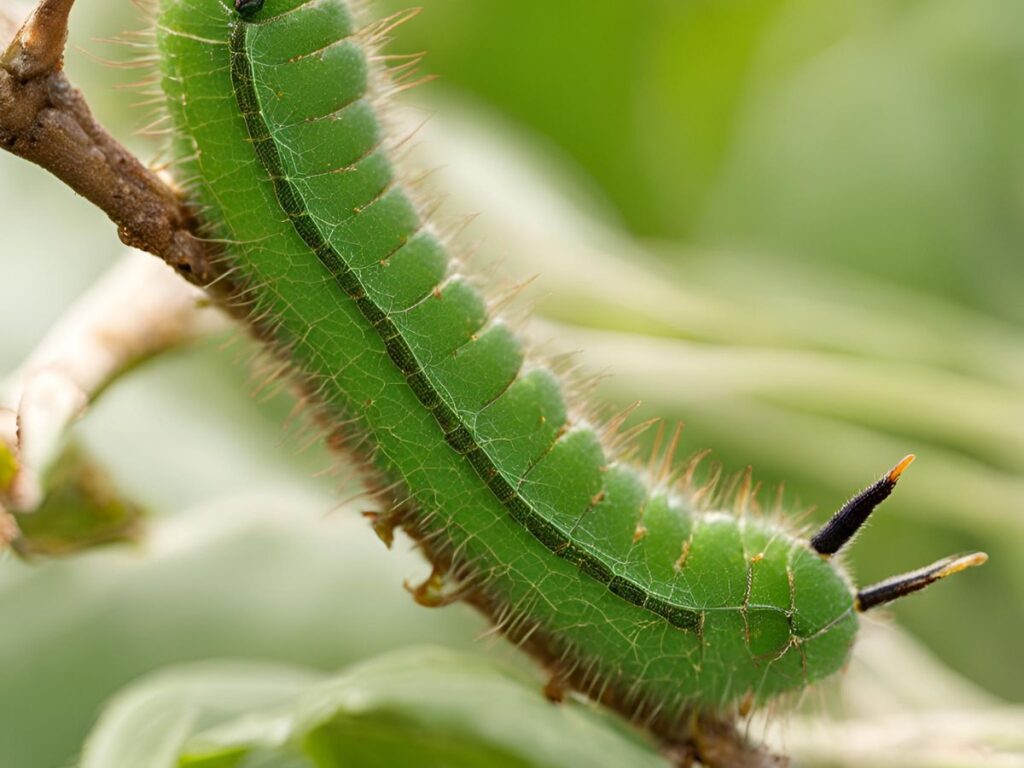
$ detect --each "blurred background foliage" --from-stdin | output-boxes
[0,0,1021,766]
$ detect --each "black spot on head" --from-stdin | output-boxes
[235,0,265,19]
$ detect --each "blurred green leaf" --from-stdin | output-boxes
[698,0,1024,323]
[382,0,1024,323]
[13,443,145,557]
[79,628,1024,768]
[375,0,804,239]
[0,496,485,768]
[81,663,316,768]
[82,648,670,768]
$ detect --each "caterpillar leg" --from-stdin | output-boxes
[403,564,465,607]
[660,713,787,768]
[542,671,569,704]
[362,510,399,549]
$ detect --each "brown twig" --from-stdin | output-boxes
[0,0,218,284]
[1,251,226,514]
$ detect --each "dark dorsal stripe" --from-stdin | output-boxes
[228,20,700,634]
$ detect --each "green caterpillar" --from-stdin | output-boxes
[155,0,986,760]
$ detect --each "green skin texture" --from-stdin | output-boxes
[156,0,857,731]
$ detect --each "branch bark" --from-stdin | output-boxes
[0,251,225,515]
[0,0,219,284]
[0,0,237,546]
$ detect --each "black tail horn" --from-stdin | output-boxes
[856,552,988,611]
[811,455,915,556]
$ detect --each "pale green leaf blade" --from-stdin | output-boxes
[81,663,317,768]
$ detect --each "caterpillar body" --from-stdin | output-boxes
[155,0,986,761]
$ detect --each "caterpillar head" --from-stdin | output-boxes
[234,0,264,20]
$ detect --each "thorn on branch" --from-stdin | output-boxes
[1,0,74,79]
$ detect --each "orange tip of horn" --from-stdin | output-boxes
[887,454,916,483]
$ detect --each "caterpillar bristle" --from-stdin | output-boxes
[485,272,537,315]
[360,6,422,46]
[735,466,754,516]
[75,47,159,69]
[690,463,722,507]
[747,480,765,515]
[386,56,427,82]
[655,422,685,484]
[714,469,744,512]
[679,448,712,488]
[608,415,659,456]
[600,400,642,442]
